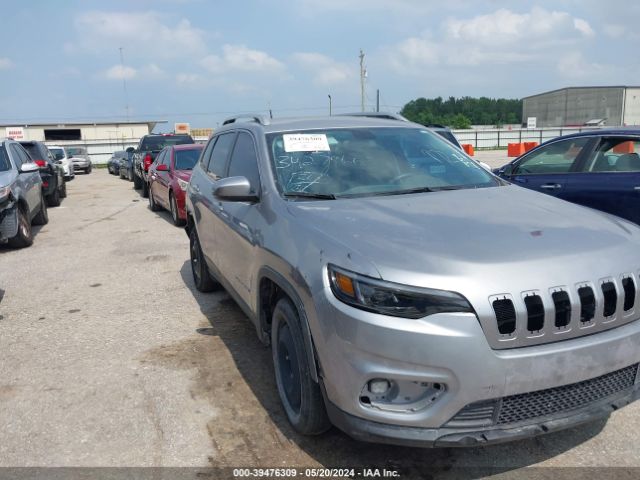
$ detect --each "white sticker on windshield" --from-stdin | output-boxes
[283,134,330,152]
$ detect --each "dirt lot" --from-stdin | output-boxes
[1,169,640,478]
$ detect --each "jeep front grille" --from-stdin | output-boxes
[445,363,639,429]
[486,274,639,349]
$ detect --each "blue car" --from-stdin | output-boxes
[495,128,640,224]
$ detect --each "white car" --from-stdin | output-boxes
[48,146,75,180]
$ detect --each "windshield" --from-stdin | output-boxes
[174,147,202,170]
[267,127,498,197]
[50,148,65,160]
[141,135,194,151]
[66,147,85,156]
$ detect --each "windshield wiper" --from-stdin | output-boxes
[370,186,434,197]
[283,191,337,200]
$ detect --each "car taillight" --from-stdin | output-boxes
[143,154,153,170]
[34,160,46,167]
[42,181,49,187]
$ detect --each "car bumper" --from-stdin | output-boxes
[315,290,640,446]
[73,160,90,169]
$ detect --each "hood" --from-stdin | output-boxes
[286,185,640,290]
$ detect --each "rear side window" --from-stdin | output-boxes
[227,132,260,193]
[0,147,10,171]
[207,133,236,179]
[9,144,30,168]
[175,148,202,170]
[21,144,40,159]
[140,135,194,151]
[583,139,640,173]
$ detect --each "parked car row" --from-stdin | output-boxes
[0,140,73,248]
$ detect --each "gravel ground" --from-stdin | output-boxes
[1,169,640,479]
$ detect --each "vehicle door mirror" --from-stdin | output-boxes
[19,162,40,173]
[498,163,514,177]
[213,176,258,202]
[156,164,168,172]
[126,147,135,153]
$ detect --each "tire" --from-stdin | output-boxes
[8,206,33,248]
[189,227,217,292]
[128,170,134,182]
[142,180,149,198]
[133,172,142,189]
[86,165,92,174]
[148,187,160,211]
[170,193,185,226]
[32,196,49,226]
[59,179,67,198]
[272,298,330,435]
[46,184,61,207]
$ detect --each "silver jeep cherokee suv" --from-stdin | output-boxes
[186,114,640,447]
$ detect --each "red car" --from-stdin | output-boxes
[148,143,204,226]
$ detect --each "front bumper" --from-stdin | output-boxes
[315,290,640,446]
[73,160,90,169]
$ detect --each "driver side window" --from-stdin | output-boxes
[514,138,589,175]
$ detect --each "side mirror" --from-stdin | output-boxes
[126,147,135,153]
[19,162,39,173]
[213,176,258,202]
[498,163,514,177]
[156,164,168,172]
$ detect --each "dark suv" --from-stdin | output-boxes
[132,133,194,197]
[19,141,66,206]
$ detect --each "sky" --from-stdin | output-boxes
[1,0,639,131]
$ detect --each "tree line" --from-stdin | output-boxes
[400,96,523,129]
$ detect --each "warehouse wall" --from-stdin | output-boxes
[624,88,640,125]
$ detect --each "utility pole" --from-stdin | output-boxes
[328,94,332,116]
[359,49,366,112]
[376,89,380,112]
[119,47,130,121]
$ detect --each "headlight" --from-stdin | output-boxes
[328,265,474,319]
[177,179,189,191]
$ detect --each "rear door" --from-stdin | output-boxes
[564,137,640,224]
[508,137,593,200]
[10,144,41,215]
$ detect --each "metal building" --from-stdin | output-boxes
[2,120,166,164]
[522,86,640,128]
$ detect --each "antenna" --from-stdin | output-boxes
[119,47,130,121]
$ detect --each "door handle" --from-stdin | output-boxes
[540,183,562,190]
[192,184,200,193]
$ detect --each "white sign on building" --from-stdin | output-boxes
[6,126,24,140]
[526,117,537,129]
[175,123,190,135]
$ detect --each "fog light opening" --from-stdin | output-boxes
[359,396,371,405]
[360,378,446,413]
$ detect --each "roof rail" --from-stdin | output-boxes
[222,114,271,126]
[337,112,409,122]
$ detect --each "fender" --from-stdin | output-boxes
[258,266,319,383]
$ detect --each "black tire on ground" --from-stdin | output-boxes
[59,179,67,198]
[86,165,92,174]
[271,297,330,435]
[189,227,218,292]
[8,206,33,248]
[170,193,185,227]
[133,173,142,189]
[46,185,61,207]
[108,166,112,174]
[128,170,134,182]
[148,188,160,211]
[32,196,49,226]
[142,180,149,198]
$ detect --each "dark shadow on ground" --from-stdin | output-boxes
[0,225,44,254]
[146,260,607,478]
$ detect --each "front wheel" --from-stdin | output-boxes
[170,193,185,227]
[272,298,330,435]
[133,172,142,189]
[142,180,149,198]
[148,187,160,211]
[59,180,67,198]
[8,207,34,248]
[189,227,218,292]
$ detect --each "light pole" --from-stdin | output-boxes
[328,94,332,116]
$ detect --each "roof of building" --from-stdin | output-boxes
[523,86,640,100]
[0,120,167,130]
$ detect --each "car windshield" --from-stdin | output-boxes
[50,148,65,160]
[174,148,202,170]
[267,127,498,197]
[67,147,85,156]
[0,147,10,172]
[141,135,194,151]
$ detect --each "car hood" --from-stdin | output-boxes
[0,170,16,189]
[286,184,640,289]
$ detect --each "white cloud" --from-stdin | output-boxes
[176,73,203,84]
[0,58,13,69]
[74,11,208,59]
[556,52,605,79]
[201,45,285,74]
[573,18,595,37]
[104,64,137,80]
[292,53,353,86]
